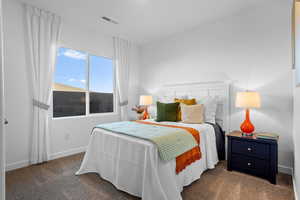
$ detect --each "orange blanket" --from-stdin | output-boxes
[135,120,201,174]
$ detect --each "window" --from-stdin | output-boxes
[53,47,115,118]
[89,55,114,113]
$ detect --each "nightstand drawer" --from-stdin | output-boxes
[231,139,269,159]
[231,154,269,177]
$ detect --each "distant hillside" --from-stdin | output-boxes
[53,83,85,92]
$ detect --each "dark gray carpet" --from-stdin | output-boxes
[6,153,294,200]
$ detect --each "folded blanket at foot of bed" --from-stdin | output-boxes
[95,120,201,174]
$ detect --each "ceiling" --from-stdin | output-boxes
[20,0,273,44]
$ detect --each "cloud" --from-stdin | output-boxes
[68,78,86,84]
[62,49,87,60]
[68,78,76,82]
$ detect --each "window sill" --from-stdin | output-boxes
[52,112,119,120]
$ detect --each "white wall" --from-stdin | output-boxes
[3,0,140,170]
[0,0,5,198]
[140,1,294,172]
[293,2,300,199]
[294,85,300,199]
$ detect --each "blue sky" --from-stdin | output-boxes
[55,47,113,93]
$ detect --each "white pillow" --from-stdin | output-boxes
[181,104,204,124]
[148,104,157,119]
[193,97,218,124]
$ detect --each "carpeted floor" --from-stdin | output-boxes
[6,153,294,200]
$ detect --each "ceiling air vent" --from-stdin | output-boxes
[101,16,118,24]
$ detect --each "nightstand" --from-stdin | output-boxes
[227,131,278,184]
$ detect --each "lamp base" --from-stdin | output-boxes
[240,108,255,135]
[242,132,254,137]
[142,107,150,120]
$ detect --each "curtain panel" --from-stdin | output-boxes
[25,4,61,164]
[113,37,131,121]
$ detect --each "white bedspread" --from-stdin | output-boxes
[76,120,218,200]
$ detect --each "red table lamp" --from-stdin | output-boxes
[139,95,153,120]
[236,91,261,136]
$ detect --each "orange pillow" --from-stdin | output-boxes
[174,98,197,121]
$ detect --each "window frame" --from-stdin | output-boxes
[52,46,118,119]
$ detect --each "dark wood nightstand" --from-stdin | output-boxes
[227,131,278,184]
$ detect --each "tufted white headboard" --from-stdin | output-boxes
[155,81,231,133]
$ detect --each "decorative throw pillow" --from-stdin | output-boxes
[156,102,179,122]
[190,96,218,124]
[181,104,204,124]
[174,98,196,121]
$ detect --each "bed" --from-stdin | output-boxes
[76,81,230,200]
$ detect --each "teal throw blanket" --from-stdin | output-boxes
[95,121,198,161]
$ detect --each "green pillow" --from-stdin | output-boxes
[156,102,179,122]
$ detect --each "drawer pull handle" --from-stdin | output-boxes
[247,162,251,166]
[247,147,252,151]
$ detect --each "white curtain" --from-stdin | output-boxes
[114,37,131,121]
[25,5,61,164]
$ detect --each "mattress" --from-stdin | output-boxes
[76,120,219,200]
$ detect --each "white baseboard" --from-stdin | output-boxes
[5,146,86,172]
[293,177,299,200]
[50,146,86,160]
[278,164,293,175]
[6,160,29,172]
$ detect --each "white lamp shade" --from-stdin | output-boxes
[139,95,153,106]
[236,92,261,108]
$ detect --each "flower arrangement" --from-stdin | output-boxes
[132,105,146,120]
